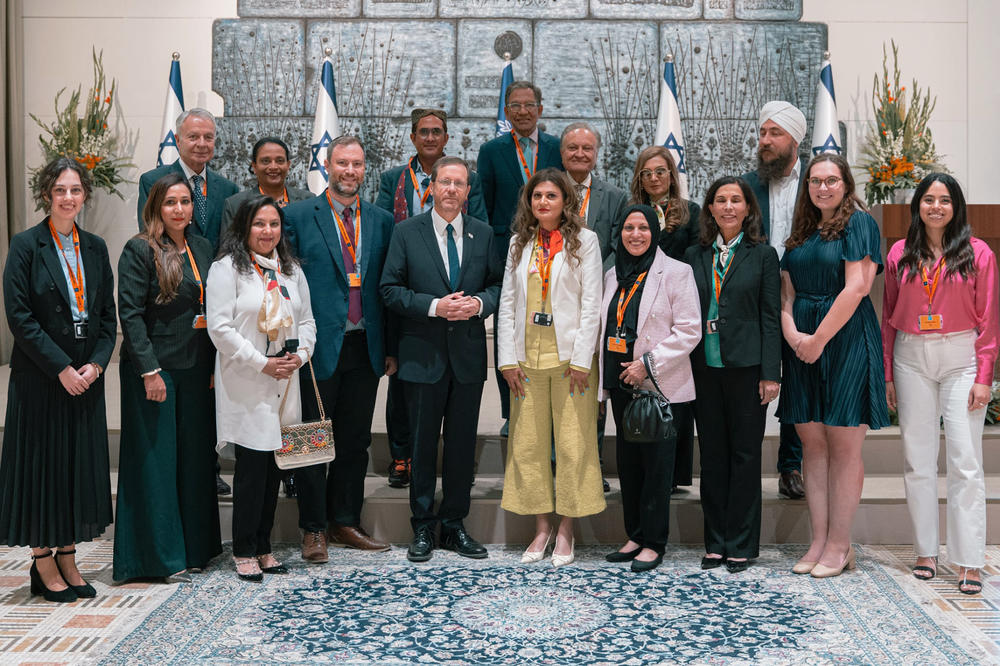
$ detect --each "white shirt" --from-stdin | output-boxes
[768,157,801,260]
[178,159,208,190]
[427,209,482,317]
[410,160,433,216]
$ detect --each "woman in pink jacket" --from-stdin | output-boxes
[600,205,702,572]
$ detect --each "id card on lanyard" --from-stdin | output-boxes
[531,231,561,326]
[408,164,432,210]
[707,243,736,334]
[49,221,86,320]
[514,136,537,183]
[918,259,944,330]
[327,190,361,286]
[185,243,207,328]
[607,271,646,352]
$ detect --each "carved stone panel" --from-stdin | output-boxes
[590,0,702,20]
[363,0,437,18]
[703,0,734,19]
[215,117,315,190]
[213,20,306,117]
[456,21,534,118]
[237,0,361,18]
[735,0,802,21]
[440,0,586,19]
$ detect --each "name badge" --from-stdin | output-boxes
[348,272,361,288]
[607,336,627,353]
[707,318,719,333]
[532,311,553,327]
[918,314,943,331]
[192,314,207,329]
[73,322,88,339]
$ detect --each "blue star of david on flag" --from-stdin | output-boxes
[156,131,178,167]
[663,133,686,173]
[309,131,334,181]
[812,134,842,155]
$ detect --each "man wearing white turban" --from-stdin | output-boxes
[740,100,808,501]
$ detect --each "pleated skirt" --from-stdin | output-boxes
[0,367,113,547]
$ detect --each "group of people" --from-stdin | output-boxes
[1,80,995,601]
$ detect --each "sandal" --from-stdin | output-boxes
[958,567,982,595]
[234,557,263,583]
[257,554,289,574]
[912,557,937,581]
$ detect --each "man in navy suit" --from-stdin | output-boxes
[381,156,503,562]
[476,81,562,433]
[283,135,397,561]
[374,109,488,489]
[136,108,239,251]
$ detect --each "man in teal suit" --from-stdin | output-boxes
[136,108,239,251]
[476,81,563,431]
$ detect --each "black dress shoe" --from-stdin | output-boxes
[631,554,663,572]
[282,473,297,498]
[778,470,805,499]
[407,528,435,562]
[701,556,724,570]
[216,472,232,496]
[602,478,611,493]
[726,559,749,573]
[605,547,641,563]
[440,526,488,559]
[261,563,289,574]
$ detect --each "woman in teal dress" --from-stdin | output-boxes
[778,153,889,578]
[113,173,222,582]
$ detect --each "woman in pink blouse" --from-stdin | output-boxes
[882,173,998,596]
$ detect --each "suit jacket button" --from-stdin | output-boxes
[62,328,69,335]
[448,326,454,332]
[719,317,727,324]
[55,305,62,312]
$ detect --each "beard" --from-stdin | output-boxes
[756,144,796,183]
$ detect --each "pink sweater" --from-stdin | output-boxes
[882,237,999,384]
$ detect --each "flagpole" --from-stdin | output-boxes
[156,52,184,168]
[308,47,341,195]
[811,50,842,156]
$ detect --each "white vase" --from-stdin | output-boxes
[893,188,916,205]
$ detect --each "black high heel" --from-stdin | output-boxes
[55,549,96,598]
[29,550,77,603]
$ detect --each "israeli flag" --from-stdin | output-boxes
[308,55,340,195]
[156,56,184,168]
[495,61,514,137]
[811,55,842,155]
[653,57,688,199]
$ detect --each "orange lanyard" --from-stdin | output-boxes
[578,186,591,218]
[712,240,739,303]
[514,135,537,182]
[534,232,561,310]
[184,243,204,312]
[250,255,283,284]
[616,272,647,334]
[920,259,945,315]
[326,191,361,265]
[259,185,288,207]
[408,164,433,207]
[49,221,85,315]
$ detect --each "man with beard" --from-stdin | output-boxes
[740,100,807,501]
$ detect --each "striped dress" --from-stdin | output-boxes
[777,210,890,429]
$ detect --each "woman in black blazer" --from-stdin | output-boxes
[0,157,116,602]
[683,176,781,573]
[113,173,222,583]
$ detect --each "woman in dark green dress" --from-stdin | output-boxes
[778,153,889,579]
[1,157,116,602]
[113,172,222,582]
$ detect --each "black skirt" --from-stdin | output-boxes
[0,367,113,547]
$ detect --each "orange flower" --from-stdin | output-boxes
[104,96,111,104]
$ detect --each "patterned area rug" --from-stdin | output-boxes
[0,542,997,664]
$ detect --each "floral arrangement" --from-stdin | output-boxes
[28,48,135,210]
[860,41,946,205]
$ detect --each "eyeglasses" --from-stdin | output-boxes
[640,168,669,180]
[416,128,445,138]
[506,102,539,112]
[808,176,842,188]
[434,178,467,189]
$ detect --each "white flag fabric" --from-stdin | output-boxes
[308,56,340,195]
[156,58,184,168]
[811,58,842,155]
[654,60,688,200]
[495,61,514,137]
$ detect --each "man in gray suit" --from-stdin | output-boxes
[560,122,628,261]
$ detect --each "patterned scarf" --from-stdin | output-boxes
[254,252,293,342]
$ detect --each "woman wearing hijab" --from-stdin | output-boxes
[684,176,781,573]
[599,205,701,572]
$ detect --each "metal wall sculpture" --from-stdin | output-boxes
[211,0,824,203]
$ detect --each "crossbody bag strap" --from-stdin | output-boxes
[277,357,326,420]
[640,352,667,400]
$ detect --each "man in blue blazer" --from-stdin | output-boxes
[136,108,239,251]
[476,81,563,431]
[381,156,503,562]
[740,101,809,500]
[374,109,488,489]
[283,135,397,560]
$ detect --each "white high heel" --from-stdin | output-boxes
[520,533,552,564]
[551,538,575,568]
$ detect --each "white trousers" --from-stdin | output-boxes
[893,329,986,568]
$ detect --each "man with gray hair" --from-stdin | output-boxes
[559,121,627,261]
[740,100,808,500]
[136,108,239,251]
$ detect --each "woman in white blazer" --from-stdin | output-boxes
[207,195,316,582]
[497,168,605,568]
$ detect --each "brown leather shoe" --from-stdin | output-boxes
[328,525,390,552]
[778,470,806,499]
[301,531,329,563]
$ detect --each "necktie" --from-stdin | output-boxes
[421,175,433,210]
[341,206,362,324]
[446,223,460,291]
[519,136,534,180]
[191,174,207,230]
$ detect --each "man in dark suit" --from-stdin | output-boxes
[740,100,808,500]
[136,108,239,251]
[374,109,488,489]
[283,135,397,561]
[476,81,562,433]
[381,156,502,562]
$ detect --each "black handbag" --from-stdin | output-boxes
[621,354,675,444]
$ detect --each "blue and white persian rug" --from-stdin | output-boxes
[96,545,991,665]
